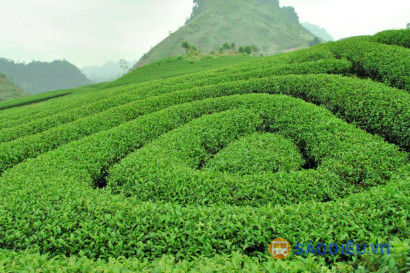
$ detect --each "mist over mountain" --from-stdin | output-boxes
[0,58,91,94]
[82,60,136,83]
[134,0,315,68]
[302,22,334,41]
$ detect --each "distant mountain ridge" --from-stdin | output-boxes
[0,58,91,94]
[134,0,315,68]
[302,22,334,41]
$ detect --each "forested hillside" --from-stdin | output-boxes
[0,58,91,94]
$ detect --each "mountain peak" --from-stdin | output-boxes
[134,0,314,68]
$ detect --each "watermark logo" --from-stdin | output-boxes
[294,240,390,256]
[269,238,291,260]
[268,238,390,260]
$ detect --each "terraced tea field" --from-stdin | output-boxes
[0,29,409,272]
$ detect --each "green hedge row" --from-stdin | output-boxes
[0,90,71,111]
[0,94,137,143]
[0,83,146,130]
[372,29,410,48]
[112,44,337,87]
[2,32,405,127]
[168,58,350,87]
[0,79,159,128]
[268,75,410,150]
[326,37,410,91]
[0,95,407,262]
[0,58,350,135]
[1,73,407,175]
[0,78,201,142]
[0,59,350,161]
[0,89,100,128]
[0,45,340,127]
[1,238,409,272]
[108,100,404,207]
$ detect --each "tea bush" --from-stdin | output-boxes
[0,30,408,272]
[327,37,410,91]
[372,29,410,48]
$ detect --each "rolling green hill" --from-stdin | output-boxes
[118,54,253,85]
[134,0,315,68]
[0,30,409,272]
[0,73,28,102]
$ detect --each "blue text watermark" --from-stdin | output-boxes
[293,239,389,256]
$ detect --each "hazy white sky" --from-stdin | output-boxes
[281,0,409,40]
[0,0,408,67]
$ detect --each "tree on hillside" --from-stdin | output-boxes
[181,42,197,54]
[309,37,322,46]
[119,59,129,75]
[181,41,196,53]
[238,45,253,55]
[407,23,410,29]
[181,41,190,52]
[219,42,233,54]
[222,43,230,51]
[189,45,197,52]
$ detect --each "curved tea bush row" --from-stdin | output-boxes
[113,44,337,86]
[327,37,410,91]
[0,89,71,111]
[107,102,404,207]
[165,58,350,88]
[0,30,408,272]
[0,81,194,142]
[0,83,147,130]
[0,58,351,136]
[0,249,313,272]
[1,238,409,272]
[0,80,158,128]
[0,42,342,126]
[0,46,342,126]
[0,95,407,262]
[270,75,410,150]
[0,95,136,143]
[372,29,410,48]
[2,237,409,273]
[1,73,408,174]
[0,81,112,112]
[0,88,109,128]
[0,59,351,156]
[2,31,406,126]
